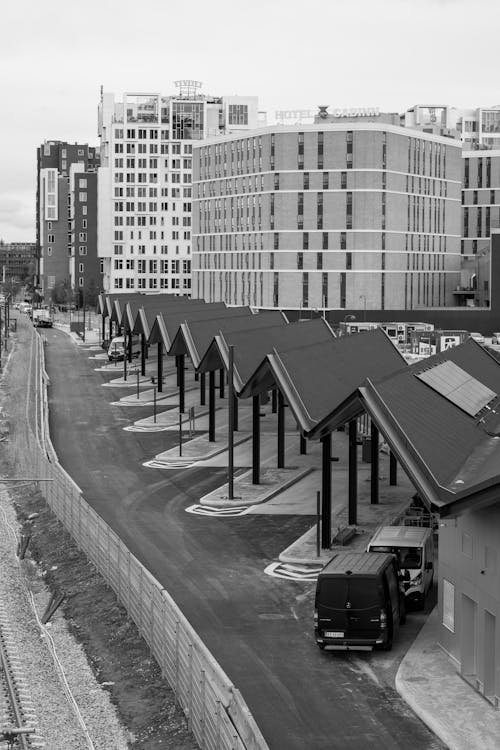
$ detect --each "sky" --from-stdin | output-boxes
[1,0,499,242]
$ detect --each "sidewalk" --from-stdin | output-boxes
[396,608,500,750]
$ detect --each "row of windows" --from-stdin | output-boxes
[113,158,191,169]
[113,245,187,256]
[113,276,191,290]
[464,157,492,188]
[113,187,192,198]
[195,269,447,310]
[114,129,195,148]
[113,258,190,273]
[195,232,449,255]
[113,201,191,213]
[113,230,191,241]
[113,172,191,185]
[198,132,449,181]
[196,172,450,200]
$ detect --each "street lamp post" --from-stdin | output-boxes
[359,295,367,322]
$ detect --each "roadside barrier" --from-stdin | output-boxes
[21,331,268,750]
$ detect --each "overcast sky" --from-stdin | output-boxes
[2,0,499,241]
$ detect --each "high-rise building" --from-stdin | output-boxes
[36,141,101,303]
[192,123,462,313]
[97,83,259,294]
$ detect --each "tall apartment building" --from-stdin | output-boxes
[191,124,462,313]
[455,150,500,308]
[97,83,259,294]
[36,141,101,302]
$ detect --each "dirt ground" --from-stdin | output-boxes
[0,323,197,749]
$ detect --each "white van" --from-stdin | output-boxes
[367,526,434,610]
[107,335,140,362]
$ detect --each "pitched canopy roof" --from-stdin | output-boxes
[243,328,407,437]
[130,297,204,338]
[199,318,336,394]
[353,339,500,517]
[147,303,247,351]
[168,310,288,367]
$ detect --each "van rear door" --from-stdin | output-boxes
[317,577,383,642]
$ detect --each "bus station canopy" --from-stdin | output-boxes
[242,328,407,439]
[168,311,288,369]
[347,339,500,517]
[199,318,336,394]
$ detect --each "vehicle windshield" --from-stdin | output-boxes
[319,578,381,610]
[370,545,422,570]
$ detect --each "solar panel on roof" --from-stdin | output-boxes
[415,360,496,417]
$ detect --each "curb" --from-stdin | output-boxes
[279,503,411,566]
[394,668,455,750]
[199,466,315,508]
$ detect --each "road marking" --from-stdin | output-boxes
[185,504,251,517]
[264,562,323,581]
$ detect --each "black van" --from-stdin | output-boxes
[314,551,405,651]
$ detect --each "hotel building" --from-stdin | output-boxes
[36,141,100,302]
[97,83,260,295]
[191,123,463,313]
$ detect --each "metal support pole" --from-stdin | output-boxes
[127,328,132,363]
[153,387,157,423]
[208,370,216,442]
[321,434,332,549]
[178,354,185,414]
[271,389,277,414]
[389,451,398,486]
[299,434,307,455]
[219,368,225,399]
[179,413,183,456]
[123,344,128,381]
[316,491,321,558]
[371,422,379,505]
[176,356,181,386]
[137,369,140,399]
[252,395,260,485]
[102,315,106,345]
[348,420,358,526]
[233,394,239,432]
[277,390,285,469]
[228,345,235,500]
[141,334,146,377]
[200,372,206,406]
[157,342,163,393]
[108,318,112,342]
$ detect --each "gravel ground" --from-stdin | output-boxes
[0,318,197,749]
[0,487,131,750]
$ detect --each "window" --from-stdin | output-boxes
[79,246,87,255]
[78,263,84,273]
[442,580,455,633]
[228,104,249,125]
[79,192,87,202]
[79,178,87,188]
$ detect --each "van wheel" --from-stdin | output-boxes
[380,640,393,651]
[318,643,325,651]
[400,612,407,626]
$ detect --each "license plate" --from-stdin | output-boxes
[324,631,344,638]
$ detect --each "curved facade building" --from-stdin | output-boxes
[192,123,462,313]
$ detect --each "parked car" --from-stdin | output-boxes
[491,332,500,345]
[314,551,405,652]
[469,332,485,344]
[366,525,434,610]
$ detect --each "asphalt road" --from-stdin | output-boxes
[45,327,444,750]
